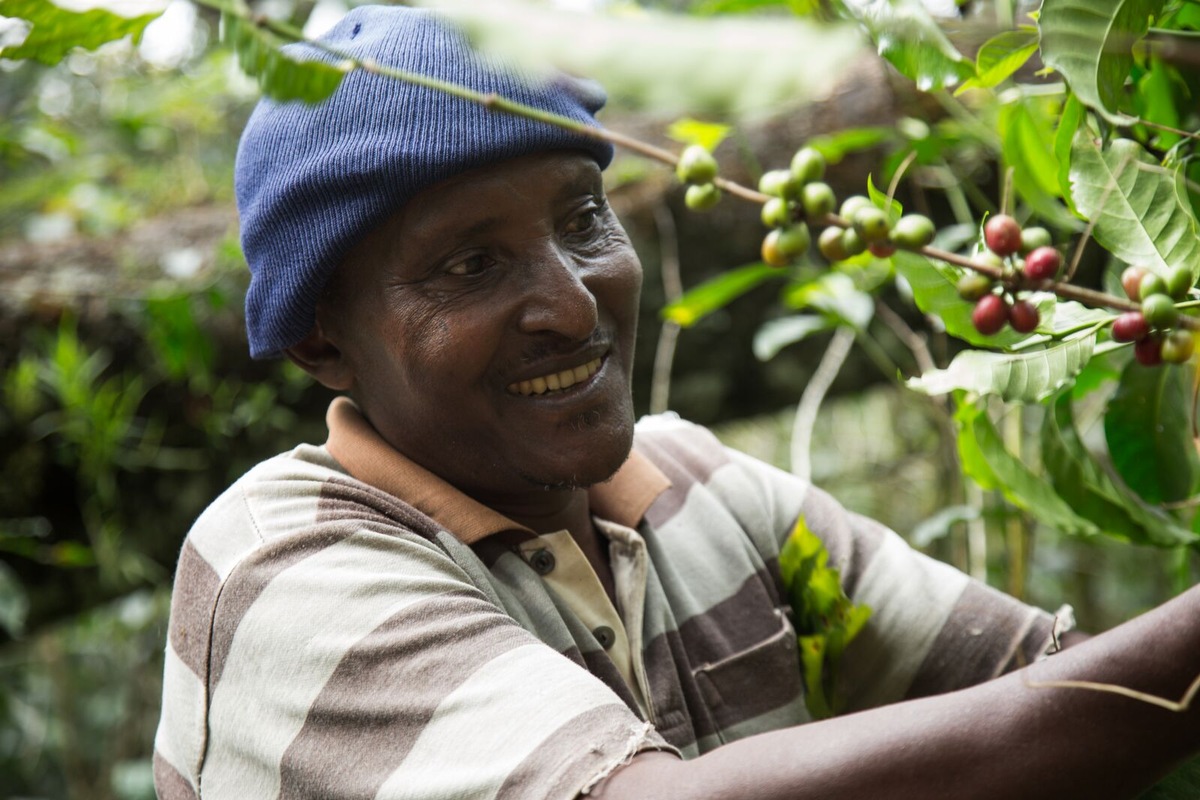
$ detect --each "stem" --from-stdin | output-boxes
[790,327,855,481]
[650,203,682,415]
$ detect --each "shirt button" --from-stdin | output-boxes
[593,625,616,650]
[528,548,556,575]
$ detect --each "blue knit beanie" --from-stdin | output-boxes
[235,5,614,359]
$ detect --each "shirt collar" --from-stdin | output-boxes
[324,396,671,544]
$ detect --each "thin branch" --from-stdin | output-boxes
[650,203,682,415]
[1026,670,1200,713]
[874,299,936,376]
[790,327,855,481]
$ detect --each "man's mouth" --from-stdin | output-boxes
[506,357,603,396]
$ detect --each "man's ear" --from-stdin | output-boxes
[284,318,355,392]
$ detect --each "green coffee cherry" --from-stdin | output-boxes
[759,169,802,200]
[760,197,791,228]
[677,145,718,184]
[839,195,872,222]
[776,223,812,258]
[852,207,891,243]
[1019,226,1053,255]
[1139,272,1168,301]
[841,226,867,257]
[1162,330,1195,364]
[1142,293,1179,328]
[685,183,721,212]
[957,273,993,302]
[1165,265,1193,300]
[801,182,835,218]
[790,147,826,184]
[818,226,849,262]
[890,214,936,249]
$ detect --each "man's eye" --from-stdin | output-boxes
[565,208,599,235]
[445,255,492,276]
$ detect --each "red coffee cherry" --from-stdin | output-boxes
[1008,300,1039,333]
[1022,247,1062,282]
[868,242,897,258]
[1111,312,1150,343]
[1134,335,1164,366]
[984,214,1022,257]
[1121,266,1149,301]
[972,294,1009,335]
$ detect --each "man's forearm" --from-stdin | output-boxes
[593,584,1200,800]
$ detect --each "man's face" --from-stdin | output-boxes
[317,151,643,505]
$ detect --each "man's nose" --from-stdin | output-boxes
[514,245,599,341]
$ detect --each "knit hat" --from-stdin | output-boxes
[235,5,614,359]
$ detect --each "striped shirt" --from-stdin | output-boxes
[154,398,1061,799]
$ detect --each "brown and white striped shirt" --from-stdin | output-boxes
[154,398,1060,799]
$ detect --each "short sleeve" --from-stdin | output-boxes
[716,444,1062,713]
[195,525,670,799]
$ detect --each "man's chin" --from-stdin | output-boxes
[517,411,635,492]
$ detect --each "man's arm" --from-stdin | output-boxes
[592,583,1200,800]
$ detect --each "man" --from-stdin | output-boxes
[154,6,1200,799]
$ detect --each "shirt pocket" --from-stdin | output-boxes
[691,606,806,741]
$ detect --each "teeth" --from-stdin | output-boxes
[508,357,602,396]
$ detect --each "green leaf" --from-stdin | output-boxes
[954,396,1100,536]
[1070,135,1200,279]
[1054,93,1087,215]
[1135,60,1183,150]
[907,332,1096,403]
[780,513,871,719]
[805,127,897,164]
[1042,392,1197,547]
[0,0,160,65]
[866,174,902,223]
[223,12,348,104]
[1104,360,1200,504]
[999,97,1079,230]
[955,27,1040,94]
[782,272,874,330]
[754,315,834,361]
[696,0,822,16]
[1038,0,1166,124]
[662,264,782,327]
[666,118,732,152]
[840,0,974,91]
[893,251,1051,348]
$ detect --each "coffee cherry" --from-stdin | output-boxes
[1162,330,1195,364]
[841,226,868,257]
[1111,312,1150,343]
[761,196,791,228]
[977,251,1006,270]
[1139,272,1168,301]
[1022,246,1062,282]
[761,229,789,267]
[790,147,826,184]
[853,206,891,243]
[957,273,993,302]
[677,145,718,184]
[759,169,802,200]
[777,223,811,258]
[1165,265,1193,300]
[1142,293,1179,328]
[685,182,721,211]
[1121,266,1149,301]
[868,242,896,258]
[1009,299,1040,333]
[762,224,811,266]
[818,226,849,262]
[1019,226,1052,255]
[1135,335,1164,366]
[984,214,1022,256]
[890,214,936,249]
[839,195,872,222]
[801,182,835,218]
[973,294,1010,335]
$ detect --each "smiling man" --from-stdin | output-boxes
[154,6,1200,800]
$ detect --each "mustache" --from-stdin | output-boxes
[517,330,610,365]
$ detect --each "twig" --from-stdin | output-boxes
[1026,670,1200,713]
[650,203,682,415]
[790,327,855,481]
[874,299,936,376]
